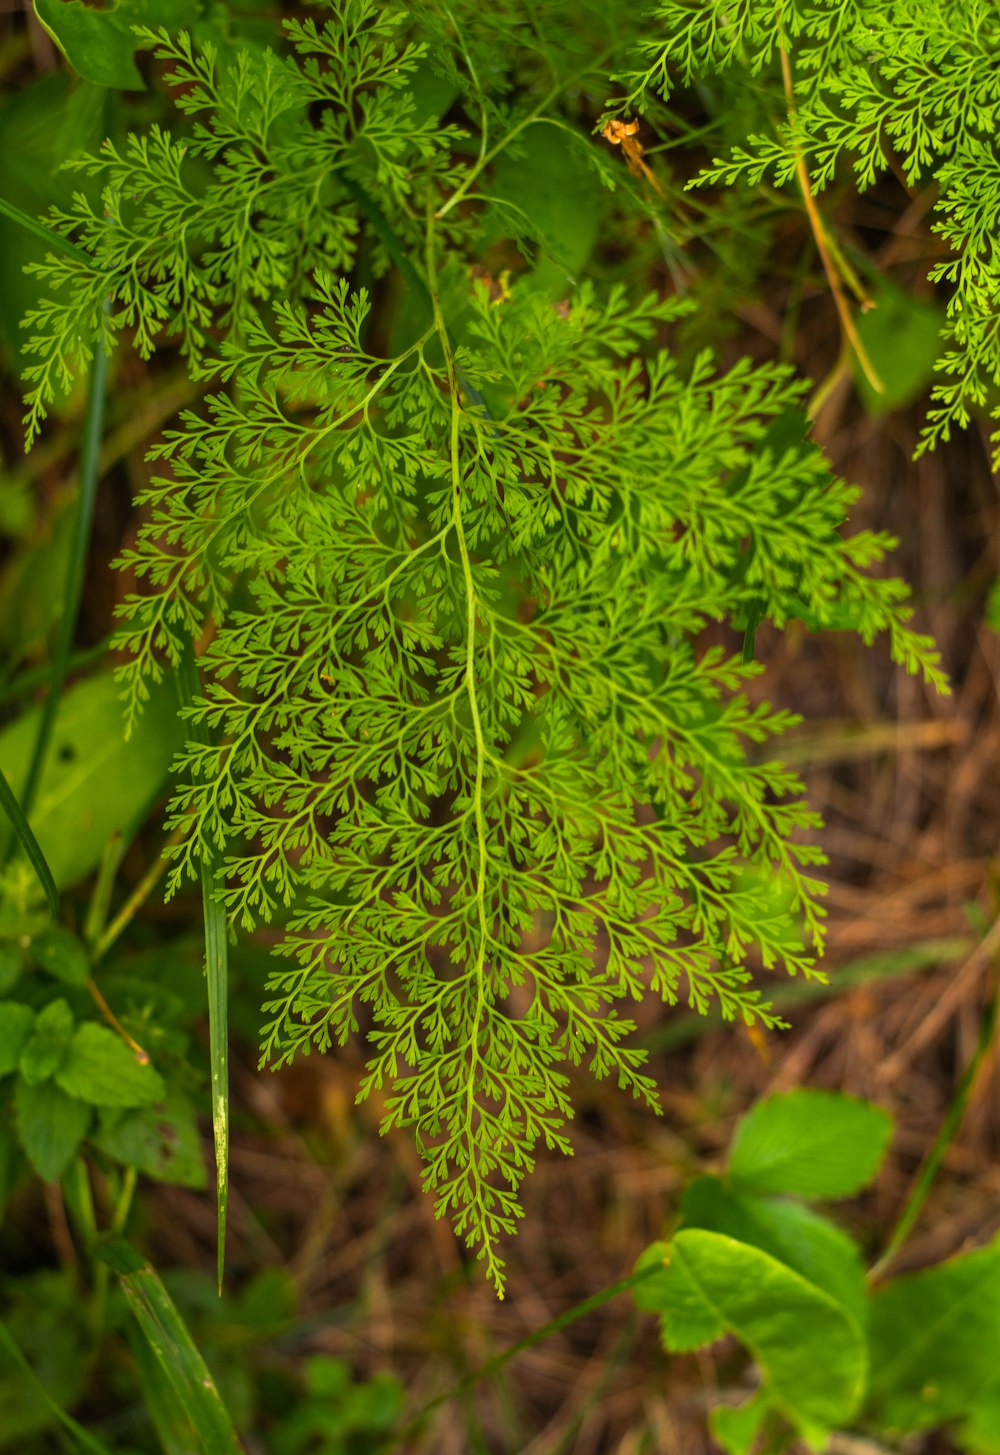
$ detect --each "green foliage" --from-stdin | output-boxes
[0,671,182,891]
[33,0,200,91]
[96,1239,242,1455]
[609,0,1000,460]
[728,1086,893,1198]
[866,1242,1000,1433]
[0,916,204,1190]
[15,0,948,1293]
[635,1089,1000,1453]
[637,1229,867,1441]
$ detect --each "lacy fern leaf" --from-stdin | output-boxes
[19,0,945,1291]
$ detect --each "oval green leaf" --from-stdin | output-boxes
[729,1088,892,1199]
[866,1240,1000,1432]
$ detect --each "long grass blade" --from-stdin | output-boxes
[18,319,108,823]
[871,978,999,1279]
[94,1239,243,1454]
[0,192,92,265]
[0,1314,112,1455]
[0,763,59,916]
[176,645,229,1293]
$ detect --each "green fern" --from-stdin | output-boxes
[20,0,944,1292]
[609,0,1000,459]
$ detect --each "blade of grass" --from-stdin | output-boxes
[16,313,108,825]
[0,763,59,915]
[177,645,229,1294]
[0,193,92,266]
[0,1314,113,1455]
[94,1238,243,1454]
[871,977,999,1280]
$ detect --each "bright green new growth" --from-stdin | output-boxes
[609,0,1000,460]
[20,0,944,1291]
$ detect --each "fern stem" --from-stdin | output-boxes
[435,49,614,220]
[426,200,497,1290]
[779,49,883,399]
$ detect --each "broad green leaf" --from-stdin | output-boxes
[18,998,74,1085]
[30,926,89,987]
[487,123,604,292]
[0,1004,35,1076]
[14,1079,90,1181]
[0,72,105,366]
[632,1240,673,1312]
[681,1175,868,1325]
[729,1089,892,1199]
[33,0,200,89]
[865,1240,1000,1432]
[854,278,945,414]
[961,1381,1000,1455]
[644,1229,867,1432]
[0,495,74,662]
[0,1122,25,1220]
[0,671,183,890]
[55,1021,165,1107]
[93,1090,206,1187]
[95,1238,244,1455]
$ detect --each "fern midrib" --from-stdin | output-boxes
[424,203,492,1212]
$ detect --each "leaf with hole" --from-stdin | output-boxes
[0,671,182,891]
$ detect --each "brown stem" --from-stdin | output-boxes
[780,49,884,396]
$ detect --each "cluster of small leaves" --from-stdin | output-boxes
[20,0,944,1291]
[610,0,1000,458]
[0,927,202,1188]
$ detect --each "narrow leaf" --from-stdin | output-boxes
[177,645,228,1292]
[0,764,58,916]
[0,1313,113,1455]
[94,1238,243,1454]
